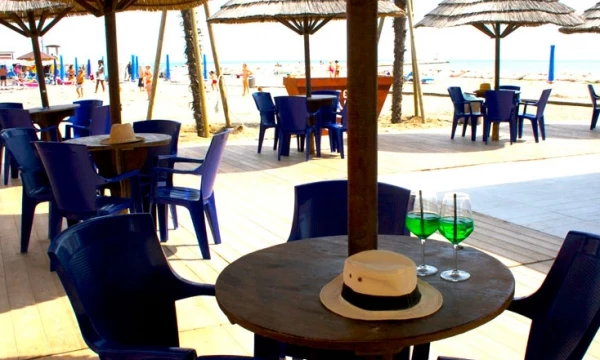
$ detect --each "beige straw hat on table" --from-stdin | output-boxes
[320,250,443,321]
[100,123,144,145]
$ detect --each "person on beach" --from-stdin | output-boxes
[144,65,153,100]
[67,65,75,82]
[138,65,144,92]
[210,71,217,91]
[334,60,340,78]
[95,60,105,93]
[0,65,7,89]
[242,63,252,96]
[328,61,335,78]
[76,67,85,98]
[126,61,132,81]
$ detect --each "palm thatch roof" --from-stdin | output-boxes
[0,1,88,22]
[208,0,404,24]
[415,0,583,29]
[127,0,209,11]
[559,2,600,34]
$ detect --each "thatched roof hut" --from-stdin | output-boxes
[560,2,600,34]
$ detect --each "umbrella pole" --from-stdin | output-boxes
[147,11,168,120]
[347,0,378,255]
[104,11,122,125]
[27,12,49,108]
[303,22,312,96]
[492,22,501,141]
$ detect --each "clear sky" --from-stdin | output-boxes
[0,0,598,65]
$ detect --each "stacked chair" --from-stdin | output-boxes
[252,92,279,153]
[322,103,348,158]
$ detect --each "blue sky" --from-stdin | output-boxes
[1,0,598,65]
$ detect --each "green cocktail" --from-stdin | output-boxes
[406,212,440,239]
[438,216,474,244]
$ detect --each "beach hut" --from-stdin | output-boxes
[207,0,404,95]
[559,2,600,33]
[415,0,584,90]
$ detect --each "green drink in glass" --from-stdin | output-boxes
[438,217,474,244]
[406,191,440,277]
[439,193,474,282]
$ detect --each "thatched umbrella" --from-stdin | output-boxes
[0,1,86,107]
[559,2,600,33]
[415,0,584,89]
[16,51,56,62]
[207,0,404,95]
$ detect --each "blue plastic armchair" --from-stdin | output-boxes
[438,230,600,360]
[312,90,342,152]
[33,141,142,226]
[0,103,23,184]
[252,92,279,153]
[322,103,348,158]
[0,128,61,253]
[150,130,230,260]
[447,87,483,141]
[483,90,518,144]
[65,105,111,139]
[49,214,257,360]
[517,89,551,143]
[0,102,24,109]
[274,96,318,161]
[64,99,103,138]
[589,84,600,130]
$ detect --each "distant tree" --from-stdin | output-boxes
[180,9,204,136]
[391,0,408,124]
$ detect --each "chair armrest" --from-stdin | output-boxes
[157,154,204,165]
[507,294,539,320]
[153,166,200,176]
[102,169,140,184]
[99,345,197,360]
[171,276,216,300]
[520,99,538,105]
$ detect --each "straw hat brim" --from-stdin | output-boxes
[320,274,443,321]
[99,136,145,145]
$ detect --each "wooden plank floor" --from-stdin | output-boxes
[2,119,600,359]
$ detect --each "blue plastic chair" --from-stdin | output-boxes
[312,90,342,152]
[274,96,318,161]
[322,103,348,158]
[0,102,23,184]
[483,90,518,144]
[252,92,279,153]
[150,130,230,260]
[517,89,551,143]
[132,119,181,228]
[589,84,600,130]
[438,230,600,360]
[48,214,257,360]
[0,102,24,109]
[447,86,483,141]
[0,128,61,253]
[498,84,521,103]
[64,99,103,138]
[33,141,142,226]
[65,105,111,139]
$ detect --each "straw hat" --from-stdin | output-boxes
[479,83,491,91]
[100,123,144,145]
[320,250,443,321]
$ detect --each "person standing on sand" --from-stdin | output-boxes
[95,60,105,93]
[334,60,340,78]
[328,61,334,78]
[0,65,7,89]
[126,61,132,81]
[242,63,252,96]
[144,65,153,100]
[67,65,75,82]
[76,67,85,98]
[138,65,144,92]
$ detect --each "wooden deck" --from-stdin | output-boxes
[2,119,600,359]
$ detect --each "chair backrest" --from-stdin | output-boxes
[447,87,466,113]
[588,84,599,107]
[288,180,411,241]
[199,130,230,200]
[252,92,277,126]
[498,85,521,92]
[311,90,341,125]
[0,102,24,109]
[484,90,515,121]
[340,103,348,130]
[132,119,182,175]
[522,231,600,360]
[71,99,103,127]
[88,105,111,136]
[0,128,48,195]
[34,142,103,216]
[534,89,552,118]
[274,96,309,132]
[48,214,181,353]
[0,108,35,129]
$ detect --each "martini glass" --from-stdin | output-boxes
[406,190,440,277]
[439,192,474,282]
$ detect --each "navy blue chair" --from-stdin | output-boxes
[312,90,342,152]
[517,89,551,143]
[65,105,111,139]
[274,96,318,161]
[498,84,521,103]
[448,86,483,141]
[288,180,411,241]
[322,103,348,158]
[252,92,279,153]
[34,141,142,226]
[0,102,24,184]
[49,214,257,360]
[150,130,230,260]
[438,230,600,360]
[64,99,103,138]
[589,84,600,130]
[483,90,518,144]
[0,102,24,109]
[0,128,61,253]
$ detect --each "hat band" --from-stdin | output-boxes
[341,284,422,311]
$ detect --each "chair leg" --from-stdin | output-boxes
[189,203,211,259]
[337,130,345,159]
[531,120,540,143]
[518,117,525,138]
[483,120,490,144]
[3,150,10,185]
[315,129,322,157]
[277,132,286,161]
[470,116,478,141]
[157,204,169,242]
[169,204,178,230]
[539,116,546,140]
[20,195,36,253]
[591,109,600,130]
[450,115,459,139]
[48,200,62,241]
[298,135,305,152]
[411,343,430,360]
[257,125,266,153]
[273,127,279,151]
[204,193,222,245]
[305,132,311,161]
[461,116,468,137]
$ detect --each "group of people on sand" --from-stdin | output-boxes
[327,60,341,78]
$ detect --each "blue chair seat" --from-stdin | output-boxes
[96,196,136,216]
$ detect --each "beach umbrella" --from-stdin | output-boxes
[59,55,64,80]
[74,57,78,73]
[207,0,404,95]
[415,0,584,90]
[559,2,600,34]
[86,58,91,78]
[53,57,58,79]
[17,51,56,62]
[166,53,170,80]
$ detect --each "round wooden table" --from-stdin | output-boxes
[28,104,79,141]
[216,235,515,358]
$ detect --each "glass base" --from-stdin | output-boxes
[416,264,438,277]
[440,269,470,282]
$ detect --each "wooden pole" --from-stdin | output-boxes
[407,0,425,122]
[104,6,122,124]
[147,11,167,120]
[190,9,210,137]
[303,19,312,96]
[347,0,378,256]
[26,11,49,108]
[203,2,231,128]
[492,22,501,140]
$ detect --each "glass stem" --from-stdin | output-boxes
[420,238,426,266]
[453,244,459,273]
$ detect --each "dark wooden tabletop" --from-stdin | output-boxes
[64,133,171,151]
[28,104,80,114]
[216,235,515,356]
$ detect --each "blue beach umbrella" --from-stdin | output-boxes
[87,59,91,78]
[548,45,555,83]
[166,54,170,80]
[75,58,78,74]
[53,58,58,78]
[59,55,64,80]
[131,54,135,81]
[135,55,139,79]
[203,54,207,80]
